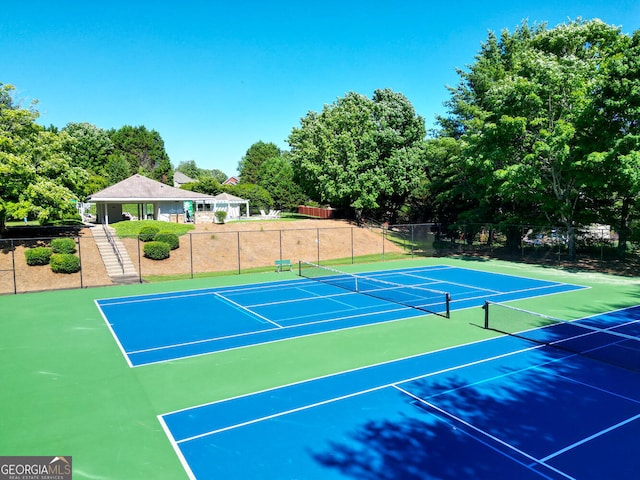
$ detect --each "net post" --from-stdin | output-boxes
[298,260,301,276]
[446,293,451,319]
[483,301,489,329]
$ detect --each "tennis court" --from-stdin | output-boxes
[160,304,640,479]
[96,264,585,367]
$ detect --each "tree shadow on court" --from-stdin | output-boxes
[309,341,640,479]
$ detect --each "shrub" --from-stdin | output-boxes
[50,253,81,273]
[50,217,84,226]
[215,210,227,224]
[153,232,180,250]
[139,225,161,242]
[25,247,53,266]
[144,241,170,260]
[51,237,77,254]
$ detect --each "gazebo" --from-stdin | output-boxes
[206,192,250,220]
[87,174,220,224]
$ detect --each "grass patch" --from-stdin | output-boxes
[113,220,194,238]
[6,220,40,227]
[2,257,640,478]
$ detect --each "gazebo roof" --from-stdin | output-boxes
[212,192,246,202]
[87,174,215,202]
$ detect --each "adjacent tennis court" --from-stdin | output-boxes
[160,305,640,479]
[96,264,585,367]
[6,257,640,479]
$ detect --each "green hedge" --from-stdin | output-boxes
[139,225,161,242]
[50,253,81,273]
[215,210,227,224]
[51,238,77,254]
[25,247,53,266]
[153,232,180,250]
[143,241,170,260]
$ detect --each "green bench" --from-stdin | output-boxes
[275,259,292,272]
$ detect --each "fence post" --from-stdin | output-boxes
[411,224,414,259]
[189,233,194,279]
[137,236,142,283]
[77,236,83,289]
[237,231,241,274]
[11,239,16,294]
[351,227,354,264]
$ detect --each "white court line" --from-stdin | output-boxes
[161,304,640,416]
[397,272,503,294]
[393,385,576,480]
[540,413,640,463]
[106,264,590,367]
[126,304,413,355]
[213,292,282,328]
[97,277,319,306]
[173,342,551,443]
[244,289,355,308]
[449,282,586,307]
[165,306,640,441]
[94,299,134,368]
[158,416,196,480]
[130,308,427,366]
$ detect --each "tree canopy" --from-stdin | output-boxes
[108,125,173,184]
[2,17,640,261]
[176,160,227,183]
[0,84,87,227]
[288,89,426,222]
[436,19,637,258]
[238,141,281,184]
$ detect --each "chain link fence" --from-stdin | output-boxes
[1,222,636,295]
[0,235,113,295]
[120,225,399,280]
[0,224,401,294]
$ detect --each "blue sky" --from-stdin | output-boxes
[2,1,639,176]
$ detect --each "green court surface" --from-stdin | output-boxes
[1,257,639,479]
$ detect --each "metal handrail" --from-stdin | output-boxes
[103,223,125,274]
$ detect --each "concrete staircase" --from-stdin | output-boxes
[91,224,140,284]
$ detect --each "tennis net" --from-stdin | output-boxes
[483,301,640,373]
[298,261,450,318]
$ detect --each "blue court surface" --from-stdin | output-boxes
[96,265,585,367]
[160,305,640,480]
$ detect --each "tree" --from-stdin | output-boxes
[224,183,273,215]
[109,125,173,184]
[0,84,86,226]
[62,122,113,173]
[104,152,132,185]
[176,160,228,183]
[402,137,464,225]
[439,20,626,258]
[586,29,640,257]
[288,89,426,222]
[258,153,305,210]
[182,177,223,196]
[238,141,281,184]
[175,160,200,179]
